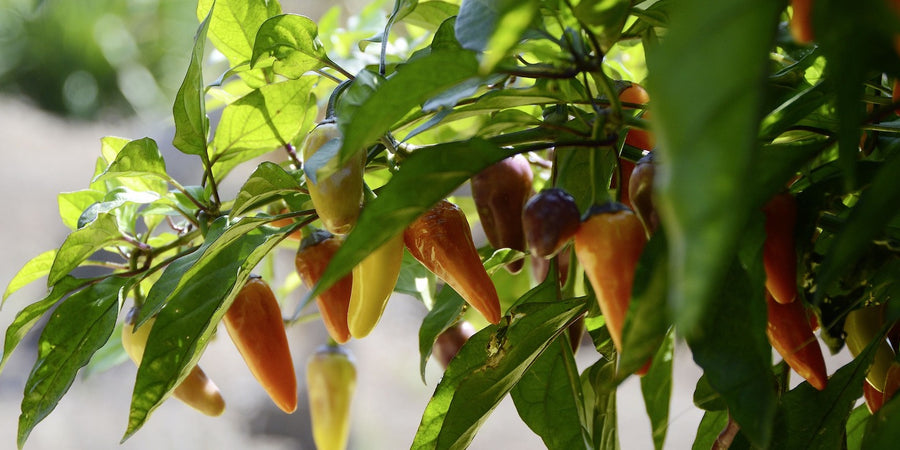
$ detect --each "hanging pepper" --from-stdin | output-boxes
[405,200,502,324]
[789,0,814,44]
[762,192,799,304]
[302,122,365,235]
[573,202,649,375]
[224,276,297,413]
[627,152,659,236]
[433,321,477,369]
[307,344,356,450]
[844,304,895,392]
[121,307,225,416]
[295,229,353,344]
[347,233,405,338]
[471,154,533,273]
[522,188,581,259]
[765,291,827,390]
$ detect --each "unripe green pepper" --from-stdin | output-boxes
[471,154,533,274]
[844,304,895,392]
[224,276,297,413]
[295,229,353,344]
[574,202,650,375]
[347,233,404,338]
[121,307,225,416]
[404,200,502,324]
[302,123,365,235]
[522,188,580,259]
[307,345,356,450]
[765,291,827,390]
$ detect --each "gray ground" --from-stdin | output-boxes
[0,94,853,449]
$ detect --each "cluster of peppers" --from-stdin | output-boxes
[122,275,357,450]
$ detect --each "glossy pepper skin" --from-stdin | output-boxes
[762,192,799,304]
[302,122,365,235]
[347,233,404,338]
[790,0,814,44]
[295,229,353,344]
[404,200,502,324]
[471,154,533,274]
[121,308,225,416]
[573,202,648,374]
[765,291,827,390]
[307,345,356,450]
[620,83,654,151]
[864,379,884,414]
[844,304,895,392]
[224,276,297,413]
[627,152,659,236]
[433,321,476,369]
[522,188,581,259]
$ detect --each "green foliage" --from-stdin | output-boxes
[5,0,900,448]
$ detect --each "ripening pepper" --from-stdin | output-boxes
[471,154,533,274]
[844,304,895,392]
[404,200,502,324]
[574,202,649,375]
[307,345,356,450]
[864,379,884,414]
[121,308,225,416]
[224,276,297,413]
[762,192,799,304]
[627,152,658,236]
[619,82,654,151]
[295,229,353,344]
[433,321,476,369]
[522,188,581,259]
[883,362,900,403]
[611,159,636,209]
[347,233,404,338]
[765,291,827,390]
[790,0,814,44]
[302,122,365,235]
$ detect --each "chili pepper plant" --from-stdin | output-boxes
[4,0,900,448]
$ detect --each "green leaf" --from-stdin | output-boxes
[692,373,726,412]
[402,1,459,30]
[759,81,829,141]
[231,162,304,216]
[198,0,281,85]
[618,232,670,377]
[77,188,162,229]
[58,190,105,230]
[845,404,870,450]
[511,337,589,450]
[770,337,876,449]
[124,219,280,440]
[691,410,729,450]
[396,250,436,306]
[47,213,122,287]
[555,145,615,214]
[640,329,674,450]
[17,277,127,449]
[336,49,480,165]
[93,137,170,188]
[418,286,465,380]
[309,139,515,301]
[251,14,327,78]
[646,0,781,339]
[411,298,587,450]
[816,148,900,301]
[454,0,539,72]
[0,277,85,374]
[3,250,57,305]
[173,6,213,156]
[685,259,775,448]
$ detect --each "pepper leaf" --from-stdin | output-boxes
[17,277,128,449]
[47,213,122,287]
[231,162,305,217]
[3,250,57,305]
[411,298,587,450]
[251,14,327,78]
[172,5,213,156]
[646,0,781,340]
[455,0,540,72]
[417,286,464,381]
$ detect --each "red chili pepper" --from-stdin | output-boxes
[224,276,298,413]
[765,291,827,390]
[405,200,502,324]
[762,192,799,304]
[295,229,353,344]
